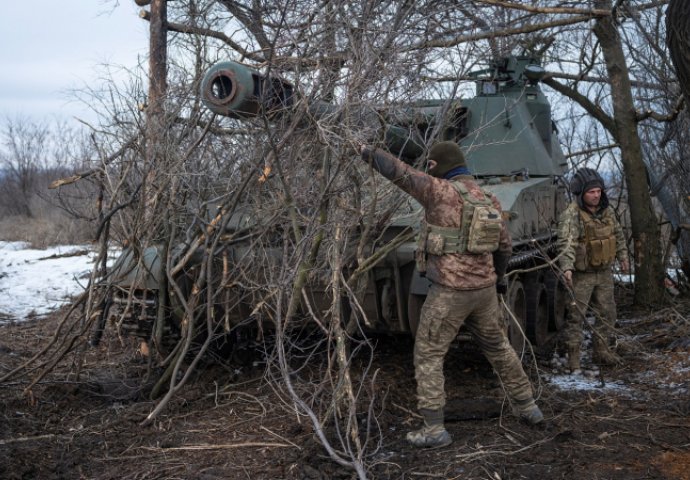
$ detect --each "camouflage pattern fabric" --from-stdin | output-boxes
[360,147,535,413]
[557,201,626,348]
[563,270,616,349]
[362,148,511,290]
[557,202,628,273]
[414,284,535,410]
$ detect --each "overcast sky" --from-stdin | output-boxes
[0,1,149,122]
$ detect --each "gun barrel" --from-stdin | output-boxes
[200,61,296,119]
[200,60,427,158]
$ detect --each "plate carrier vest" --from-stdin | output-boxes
[415,181,502,274]
[574,208,617,271]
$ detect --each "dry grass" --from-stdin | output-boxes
[0,213,93,248]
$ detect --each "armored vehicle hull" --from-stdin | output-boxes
[100,56,568,359]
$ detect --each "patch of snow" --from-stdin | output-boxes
[628,351,690,396]
[544,372,629,392]
[613,273,634,284]
[0,241,98,321]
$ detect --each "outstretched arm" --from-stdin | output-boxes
[360,146,432,204]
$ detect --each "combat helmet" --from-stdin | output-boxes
[570,167,609,210]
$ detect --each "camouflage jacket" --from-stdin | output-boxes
[361,147,511,290]
[557,201,628,272]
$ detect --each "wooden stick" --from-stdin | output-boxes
[139,442,295,451]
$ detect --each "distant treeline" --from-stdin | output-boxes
[0,116,96,247]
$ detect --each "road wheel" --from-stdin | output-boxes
[545,269,567,332]
[407,294,426,338]
[525,272,557,357]
[527,281,551,354]
[503,278,527,357]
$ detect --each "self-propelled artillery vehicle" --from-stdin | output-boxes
[101,55,568,358]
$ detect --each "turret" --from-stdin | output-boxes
[200,56,566,176]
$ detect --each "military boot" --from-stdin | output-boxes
[567,345,581,374]
[592,338,622,366]
[406,408,452,448]
[513,400,544,426]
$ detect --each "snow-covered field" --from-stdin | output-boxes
[0,241,98,321]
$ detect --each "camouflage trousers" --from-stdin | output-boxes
[414,283,534,411]
[564,270,616,348]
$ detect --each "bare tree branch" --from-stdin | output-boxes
[542,77,616,134]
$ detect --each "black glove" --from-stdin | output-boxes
[492,251,510,279]
[496,279,508,295]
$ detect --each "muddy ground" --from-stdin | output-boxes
[1,293,690,480]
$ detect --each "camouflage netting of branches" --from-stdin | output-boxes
[3,1,689,477]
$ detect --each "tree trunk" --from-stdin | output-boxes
[145,0,169,357]
[144,0,168,219]
[593,0,665,306]
[147,0,167,125]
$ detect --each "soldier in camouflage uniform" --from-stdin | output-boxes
[360,141,543,449]
[557,168,629,374]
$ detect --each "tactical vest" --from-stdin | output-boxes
[415,181,502,274]
[574,208,617,271]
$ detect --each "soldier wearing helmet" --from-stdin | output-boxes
[359,141,543,449]
[557,168,630,374]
